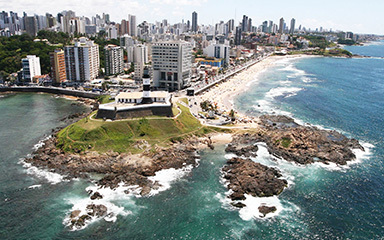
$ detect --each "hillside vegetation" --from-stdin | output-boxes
[56,101,227,153]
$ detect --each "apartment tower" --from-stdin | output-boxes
[50,49,67,85]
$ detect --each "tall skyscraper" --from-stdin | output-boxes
[104,45,124,76]
[242,15,248,32]
[279,17,285,34]
[262,21,268,33]
[227,19,234,33]
[25,16,37,36]
[50,49,66,85]
[120,19,129,35]
[133,44,149,81]
[247,18,252,32]
[152,41,192,91]
[64,37,99,82]
[192,11,198,32]
[235,26,242,46]
[290,18,296,35]
[129,14,137,37]
[22,55,41,82]
[268,20,274,33]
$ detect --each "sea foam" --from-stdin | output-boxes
[21,160,67,184]
[64,163,197,230]
[63,182,137,230]
[148,164,195,196]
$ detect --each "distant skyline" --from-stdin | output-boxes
[2,0,384,35]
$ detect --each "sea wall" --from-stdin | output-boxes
[0,87,101,99]
[96,105,173,119]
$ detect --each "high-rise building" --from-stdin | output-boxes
[120,19,129,35]
[279,17,285,34]
[227,19,234,33]
[25,16,37,36]
[262,21,268,33]
[133,44,149,81]
[203,40,230,65]
[152,41,192,91]
[247,18,252,32]
[46,13,56,28]
[60,10,76,34]
[192,11,198,32]
[107,25,118,39]
[120,34,135,49]
[242,15,248,32]
[50,49,66,85]
[64,37,99,82]
[22,55,41,82]
[268,20,274,33]
[290,18,296,35]
[104,45,124,76]
[129,14,137,37]
[235,26,242,46]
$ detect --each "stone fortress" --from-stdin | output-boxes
[96,67,173,120]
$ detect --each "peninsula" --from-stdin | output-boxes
[25,54,365,227]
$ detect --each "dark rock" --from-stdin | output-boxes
[232,202,246,208]
[90,191,103,200]
[140,186,152,196]
[258,205,277,217]
[229,115,365,165]
[225,143,258,157]
[223,157,287,201]
[86,204,107,217]
[230,191,247,201]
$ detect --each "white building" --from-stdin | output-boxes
[104,45,124,76]
[203,40,230,64]
[133,44,149,81]
[107,25,118,39]
[120,34,135,49]
[152,41,192,91]
[115,91,169,104]
[22,55,41,82]
[64,37,99,82]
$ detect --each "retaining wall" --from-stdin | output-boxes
[0,87,101,99]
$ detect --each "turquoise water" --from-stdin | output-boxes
[1,42,384,239]
[235,42,384,239]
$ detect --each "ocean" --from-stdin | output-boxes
[0,42,383,239]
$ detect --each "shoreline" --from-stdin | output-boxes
[20,53,370,229]
[196,54,316,119]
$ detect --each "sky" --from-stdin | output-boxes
[2,0,384,35]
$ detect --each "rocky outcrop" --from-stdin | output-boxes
[225,143,258,157]
[258,205,277,217]
[222,157,288,203]
[69,204,108,229]
[27,136,202,230]
[26,137,200,196]
[229,115,364,165]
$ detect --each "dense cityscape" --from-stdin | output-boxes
[0,9,381,93]
[0,6,384,238]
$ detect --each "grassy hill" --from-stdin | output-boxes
[56,100,227,153]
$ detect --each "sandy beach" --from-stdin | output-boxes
[196,55,311,118]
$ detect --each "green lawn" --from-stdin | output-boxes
[56,102,222,153]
